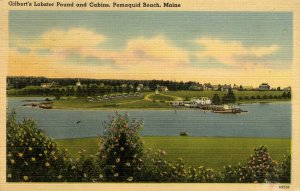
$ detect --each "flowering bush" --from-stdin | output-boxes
[187,166,216,183]
[139,149,187,182]
[219,146,285,183]
[65,149,103,182]
[278,155,291,183]
[244,145,280,183]
[98,113,144,182]
[7,111,69,182]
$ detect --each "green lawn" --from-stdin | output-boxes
[48,90,290,109]
[165,90,286,100]
[147,94,178,101]
[55,136,290,172]
[53,97,172,109]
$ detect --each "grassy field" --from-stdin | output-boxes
[165,90,285,100]
[51,90,289,109]
[53,96,171,109]
[55,136,290,172]
[147,94,180,101]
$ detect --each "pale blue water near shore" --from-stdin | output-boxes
[8,97,291,139]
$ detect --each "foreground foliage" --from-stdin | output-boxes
[7,112,291,182]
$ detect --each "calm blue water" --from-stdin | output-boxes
[7,97,291,139]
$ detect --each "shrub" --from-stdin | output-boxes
[278,155,291,183]
[219,146,285,183]
[245,146,280,183]
[98,113,144,182]
[140,149,187,182]
[66,150,103,182]
[219,164,241,183]
[180,131,189,136]
[7,111,69,182]
[187,166,216,183]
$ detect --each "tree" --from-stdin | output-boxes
[212,94,221,105]
[222,88,236,103]
[282,92,287,98]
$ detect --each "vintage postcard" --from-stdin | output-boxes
[0,0,300,190]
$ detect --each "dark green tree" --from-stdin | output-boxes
[282,92,287,98]
[212,94,221,105]
[222,88,236,103]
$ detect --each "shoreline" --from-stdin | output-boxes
[54,135,291,141]
[8,96,291,111]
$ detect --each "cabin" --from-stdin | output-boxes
[283,86,291,92]
[136,84,144,91]
[221,84,231,92]
[40,82,59,88]
[203,83,213,91]
[212,85,220,91]
[259,83,270,90]
[159,86,168,91]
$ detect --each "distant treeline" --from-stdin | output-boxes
[7,76,204,97]
[7,76,200,90]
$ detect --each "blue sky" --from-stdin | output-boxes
[9,11,293,86]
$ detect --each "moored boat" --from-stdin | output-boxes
[39,104,53,109]
[212,104,244,114]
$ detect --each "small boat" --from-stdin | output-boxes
[39,104,53,109]
[212,104,245,114]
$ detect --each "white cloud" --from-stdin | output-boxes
[80,35,190,68]
[196,38,279,66]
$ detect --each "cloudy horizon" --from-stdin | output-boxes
[8,11,292,87]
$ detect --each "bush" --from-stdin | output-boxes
[98,113,144,182]
[245,146,280,183]
[278,155,291,183]
[140,149,187,182]
[7,111,69,182]
[66,150,103,182]
[219,146,280,183]
[187,166,216,183]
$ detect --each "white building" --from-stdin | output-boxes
[190,97,211,105]
[76,79,81,87]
